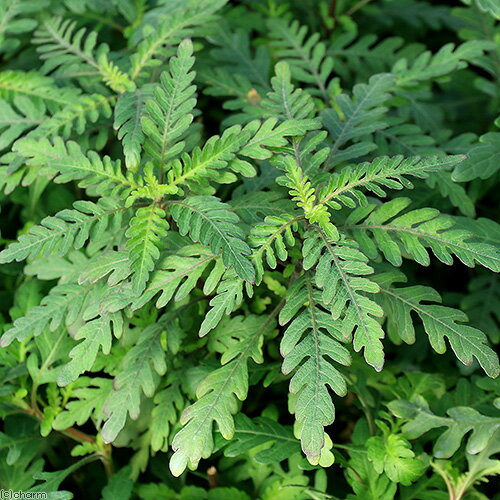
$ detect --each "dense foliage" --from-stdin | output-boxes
[0,0,499,498]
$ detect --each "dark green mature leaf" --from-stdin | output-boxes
[345,198,500,271]
[0,199,127,264]
[303,230,384,371]
[169,196,255,283]
[222,414,300,463]
[373,272,500,378]
[279,273,350,464]
[389,398,500,458]
[321,73,395,166]
[319,155,466,210]
[13,136,138,197]
[142,39,197,167]
[57,314,122,386]
[101,467,133,500]
[170,315,274,476]
[452,128,500,182]
[102,322,167,443]
[1,283,90,346]
[114,87,153,171]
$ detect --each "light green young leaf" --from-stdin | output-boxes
[367,434,426,486]
[126,204,170,295]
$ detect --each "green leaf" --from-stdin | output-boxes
[78,250,132,286]
[129,1,228,82]
[389,398,500,458]
[250,214,300,284]
[101,466,133,500]
[474,0,500,19]
[321,73,395,166]
[126,204,170,295]
[373,271,499,377]
[239,117,320,160]
[303,230,385,371]
[0,198,127,264]
[114,87,153,171]
[0,96,43,150]
[263,61,317,121]
[267,19,335,100]
[367,434,426,485]
[133,244,218,310]
[452,130,500,182]
[279,273,351,464]
[151,379,184,452]
[0,70,80,109]
[222,414,300,464]
[13,136,138,197]
[164,125,251,194]
[170,315,272,476]
[199,271,245,336]
[57,314,122,386]
[1,283,90,346]
[34,93,113,140]
[169,196,255,283]
[461,273,500,344]
[346,422,398,500]
[345,198,500,271]
[142,39,197,167]
[52,378,112,430]
[102,322,167,443]
[393,41,494,87]
[34,16,134,92]
[29,455,97,498]
[319,155,466,210]
[276,155,338,239]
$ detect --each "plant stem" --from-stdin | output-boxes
[345,0,374,17]
[327,0,338,35]
[100,444,115,477]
